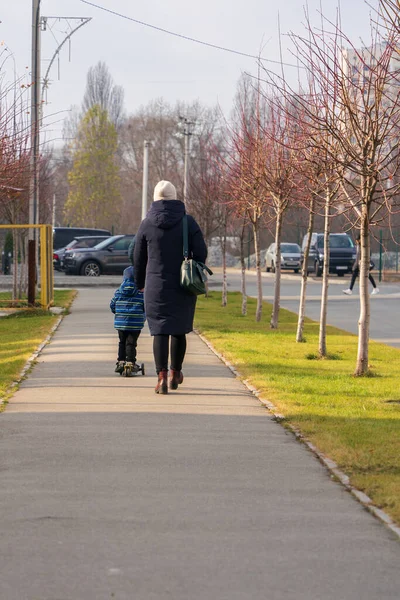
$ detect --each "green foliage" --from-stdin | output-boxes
[64,105,121,229]
[195,292,400,524]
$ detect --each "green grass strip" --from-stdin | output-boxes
[0,290,76,407]
[0,289,76,309]
[195,292,400,524]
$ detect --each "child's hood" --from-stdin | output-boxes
[123,265,134,280]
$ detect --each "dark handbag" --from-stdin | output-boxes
[180,215,212,295]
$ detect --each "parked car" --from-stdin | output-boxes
[53,227,112,251]
[265,242,302,273]
[302,232,356,277]
[53,236,112,271]
[63,234,135,276]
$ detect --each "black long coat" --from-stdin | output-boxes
[133,200,207,336]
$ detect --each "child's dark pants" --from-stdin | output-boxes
[118,330,141,363]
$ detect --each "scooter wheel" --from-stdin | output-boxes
[141,363,145,376]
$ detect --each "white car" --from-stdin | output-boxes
[265,243,303,273]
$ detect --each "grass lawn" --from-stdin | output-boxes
[195,292,400,524]
[0,290,76,408]
[0,289,76,308]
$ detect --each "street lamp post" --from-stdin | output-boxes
[141,140,150,221]
[27,6,91,304]
[179,117,194,204]
[183,127,190,204]
[28,0,41,305]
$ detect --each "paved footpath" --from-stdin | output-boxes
[1,289,400,600]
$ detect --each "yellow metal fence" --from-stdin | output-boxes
[0,224,53,309]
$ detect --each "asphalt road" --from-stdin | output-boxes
[211,269,400,349]
[1,268,399,347]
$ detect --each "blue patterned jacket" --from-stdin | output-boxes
[110,267,145,331]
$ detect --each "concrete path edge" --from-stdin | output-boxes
[195,328,400,542]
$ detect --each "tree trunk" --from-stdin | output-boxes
[296,195,315,342]
[12,228,18,301]
[318,188,331,358]
[240,227,247,316]
[270,208,283,329]
[253,221,263,322]
[354,211,371,375]
[18,234,28,298]
[221,233,227,307]
[17,231,24,298]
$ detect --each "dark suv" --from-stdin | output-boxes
[53,236,111,271]
[302,233,356,277]
[64,235,135,276]
[53,227,112,250]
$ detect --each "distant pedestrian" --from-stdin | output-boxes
[110,264,145,377]
[134,180,207,394]
[343,236,379,296]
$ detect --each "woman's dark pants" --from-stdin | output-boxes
[153,334,187,373]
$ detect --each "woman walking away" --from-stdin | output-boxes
[343,236,379,296]
[134,180,207,394]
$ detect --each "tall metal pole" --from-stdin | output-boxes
[180,117,193,204]
[30,0,41,232]
[183,129,190,204]
[52,193,56,227]
[141,140,150,221]
[28,0,41,305]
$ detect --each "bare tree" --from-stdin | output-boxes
[238,216,249,315]
[82,61,124,127]
[296,190,316,342]
[228,89,269,322]
[118,98,223,233]
[0,53,32,298]
[187,139,225,246]
[286,11,400,374]
[378,0,400,37]
[258,97,298,329]
[190,142,229,302]
[318,175,340,357]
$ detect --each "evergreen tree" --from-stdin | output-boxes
[64,105,121,228]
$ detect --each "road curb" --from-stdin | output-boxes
[195,328,400,542]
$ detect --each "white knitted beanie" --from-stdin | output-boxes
[153,180,177,201]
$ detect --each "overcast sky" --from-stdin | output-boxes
[2,0,378,145]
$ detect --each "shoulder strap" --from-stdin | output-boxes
[182,214,189,259]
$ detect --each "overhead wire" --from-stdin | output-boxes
[79,0,300,69]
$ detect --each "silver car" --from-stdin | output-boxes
[265,242,302,273]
